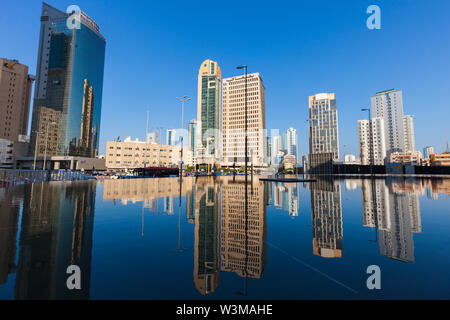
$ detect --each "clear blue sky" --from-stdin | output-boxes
[1,0,449,157]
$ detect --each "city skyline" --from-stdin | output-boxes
[1,1,449,160]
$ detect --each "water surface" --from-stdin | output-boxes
[0,176,449,299]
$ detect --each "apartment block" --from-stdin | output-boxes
[0,58,34,142]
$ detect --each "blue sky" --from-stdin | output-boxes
[1,0,449,157]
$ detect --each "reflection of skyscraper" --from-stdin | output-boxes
[29,3,106,158]
[310,178,343,258]
[360,178,422,262]
[221,178,267,278]
[163,196,174,214]
[282,184,299,217]
[193,179,220,295]
[15,181,96,299]
[0,188,20,285]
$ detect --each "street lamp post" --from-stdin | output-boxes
[176,96,191,178]
[236,65,248,179]
[43,122,57,171]
[32,130,40,170]
[361,108,374,175]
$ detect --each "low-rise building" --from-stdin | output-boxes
[430,152,450,166]
[389,151,422,165]
[0,135,29,168]
[106,136,190,170]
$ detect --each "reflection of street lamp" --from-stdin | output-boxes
[236,65,249,298]
[176,96,191,178]
[32,130,41,170]
[43,122,57,170]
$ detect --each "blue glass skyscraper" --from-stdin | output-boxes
[29,3,106,158]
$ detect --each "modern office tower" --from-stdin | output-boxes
[284,127,298,161]
[403,115,415,153]
[423,146,434,159]
[310,178,343,258]
[358,117,386,165]
[188,119,197,152]
[166,128,176,146]
[222,72,266,167]
[29,3,106,158]
[196,59,222,164]
[221,177,267,278]
[193,180,220,295]
[308,93,339,160]
[371,89,415,155]
[146,131,159,144]
[0,58,34,141]
[188,119,197,165]
[272,135,283,164]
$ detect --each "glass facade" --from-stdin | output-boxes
[30,11,106,158]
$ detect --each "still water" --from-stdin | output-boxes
[0,176,449,299]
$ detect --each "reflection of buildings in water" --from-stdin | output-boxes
[14,181,96,299]
[220,177,267,279]
[283,184,299,217]
[423,179,450,199]
[272,183,284,208]
[0,188,20,285]
[361,179,422,263]
[102,178,194,210]
[192,178,220,295]
[310,179,343,258]
[163,196,174,214]
[271,182,299,217]
[344,179,361,191]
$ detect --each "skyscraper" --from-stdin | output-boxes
[188,119,197,166]
[403,115,416,153]
[371,89,415,155]
[166,128,176,146]
[423,146,434,159]
[0,58,34,142]
[284,127,298,162]
[196,59,221,164]
[272,135,283,164]
[188,119,197,152]
[222,72,266,167]
[29,3,106,158]
[308,93,339,160]
[358,118,386,165]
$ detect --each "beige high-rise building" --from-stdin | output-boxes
[222,72,266,167]
[0,58,34,141]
